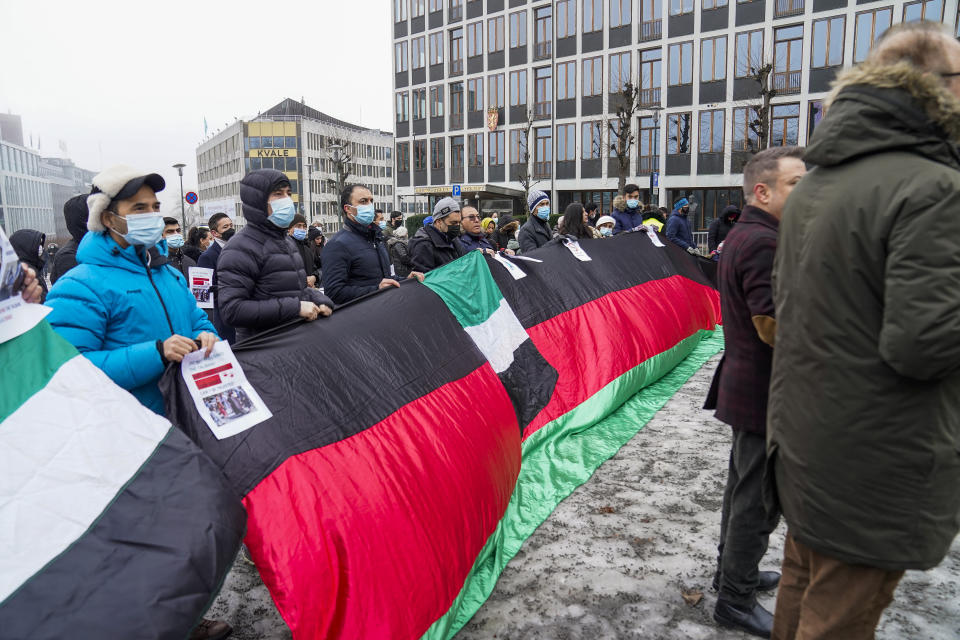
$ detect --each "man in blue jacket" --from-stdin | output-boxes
[611,183,645,234]
[46,165,220,417]
[666,197,701,255]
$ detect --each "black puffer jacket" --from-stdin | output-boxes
[217,169,333,342]
[321,217,391,305]
[50,194,88,285]
[10,229,47,301]
[409,225,465,272]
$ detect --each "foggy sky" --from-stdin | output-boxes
[0,0,393,210]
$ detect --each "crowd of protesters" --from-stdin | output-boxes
[5,21,958,640]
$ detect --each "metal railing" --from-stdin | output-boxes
[533,161,552,178]
[639,20,662,41]
[637,155,660,174]
[534,41,552,60]
[449,113,463,128]
[639,87,661,106]
[693,231,708,248]
[774,0,804,17]
[732,138,758,152]
[449,2,463,20]
[450,59,463,75]
[534,101,552,119]
[773,70,802,94]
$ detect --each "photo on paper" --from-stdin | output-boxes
[202,387,255,427]
[193,287,212,303]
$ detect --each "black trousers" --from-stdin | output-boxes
[716,429,780,608]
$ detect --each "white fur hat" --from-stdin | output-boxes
[596,215,616,227]
[86,165,165,232]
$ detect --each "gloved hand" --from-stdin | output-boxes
[686,246,702,256]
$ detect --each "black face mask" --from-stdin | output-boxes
[221,228,236,242]
[392,219,403,228]
[445,224,461,241]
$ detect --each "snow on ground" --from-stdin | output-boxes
[208,354,960,639]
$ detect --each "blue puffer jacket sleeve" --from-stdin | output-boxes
[666,216,694,250]
[322,238,379,304]
[46,276,164,391]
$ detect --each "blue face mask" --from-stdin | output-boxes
[268,196,296,228]
[354,204,376,226]
[627,199,640,209]
[536,206,550,220]
[600,227,613,237]
[378,220,388,230]
[116,212,165,247]
[292,228,307,241]
[166,233,185,249]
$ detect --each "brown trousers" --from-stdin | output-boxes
[772,531,904,640]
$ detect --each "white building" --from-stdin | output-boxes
[196,99,395,233]
[0,140,55,237]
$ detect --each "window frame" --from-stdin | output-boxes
[610,51,632,94]
[582,120,603,159]
[583,56,603,96]
[488,15,505,53]
[557,123,576,162]
[557,60,577,100]
[668,41,693,86]
[510,69,528,105]
[698,109,725,153]
[811,16,845,68]
[854,8,892,63]
[583,0,603,32]
[667,112,692,154]
[510,10,528,48]
[700,35,727,83]
[610,0,632,27]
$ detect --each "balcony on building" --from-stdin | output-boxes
[534,101,552,120]
[533,161,551,178]
[637,155,660,175]
[639,87,661,107]
[534,40,552,61]
[773,70,802,94]
[774,0,804,18]
[639,20,662,42]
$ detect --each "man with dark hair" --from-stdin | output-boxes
[50,194,89,284]
[409,197,466,271]
[665,197,698,254]
[611,183,644,233]
[584,201,599,227]
[217,170,333,342]
[456,205,495,254]
[704,145,806,638]
[768,23,960,638]
[161,216,196,282]
[321,184,401,304]
[198,211,237,342]
[287,214,318,287]
[383,210,403,240]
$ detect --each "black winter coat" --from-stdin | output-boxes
[217,169,333,342]
[517,216,551,253]
[409,225,466,272]
[50,195,88,285]
[321,217,391,305]
[292,236,320,282]
[707,206,739,252]
[168,249,197,283]
[10,229,47,301]
[387,237,413,278]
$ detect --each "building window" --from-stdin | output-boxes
[703,0,727,8]
[583,56,603,96]
[774,25,803,94]
[450,0,463,20]
[611,0,632,27]
[468,133,483,167]
[668,112,692,154]
[413,0,425,18]
[412,37,426,69]
[510,129,528,164]
[535,6,553,59]
[413,88,427,120]
[582,121,603,159]
[668,42,693,86]
[584,0,603,32]
[430,32,444,65]
[699,109,724,153]
[639,49,662,106]
[771,104,800,146]
[701,36,727,82]
[395,41,408,73]
[808,100,824,140]
[735,30,763,78]
[510,10,527,48]
[773,0,804,19]
[431,138,445,170]
[812,17,844,68]
[557,123,576,162]
[488,16,505,53]
[854,8,892,63]
[414,140,427,170]
[489,73,505,108]
[510,69,528,105]
[467,78,483,113]
[450,27,464,73]
[638,115,659,173]
[557,0,577,37]
[467,21,483,57]
[670,0,694,16]
[535,66,553,118]
[431,85,445,116]
[397,142,410,171]
[610,51,631,93]
[430,0,442,11]
[557,60,577,100]
[394,0,408,22]
[489,131,505,165]
[534,127,552,177]
[396,92,409,122]
[640,0,662,41]
[608,119,622,158]
[450,82,464,126]
[904,0,943,21]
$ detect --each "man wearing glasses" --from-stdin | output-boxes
[458,205,496,255]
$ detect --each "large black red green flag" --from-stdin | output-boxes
[161,231,723,639]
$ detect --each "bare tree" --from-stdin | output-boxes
[608,81,642,195]
[516,108,539,201]
[324,138,354,224]
[667,112,692,154]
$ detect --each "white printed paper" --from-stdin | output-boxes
[181,341,272,439]
[492,253,526,280]
[646,228,665,248]
[562,239,592,262]
[188,267,215,309]
[0,227,51,345]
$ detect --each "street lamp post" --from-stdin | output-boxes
[328,144,345,228]
[172,163,187,230]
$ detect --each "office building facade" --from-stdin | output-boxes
[392,0,959,228]
[196,99,395,232]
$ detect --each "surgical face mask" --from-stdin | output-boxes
[378,220,388,230]
[113,212,164,247]
[537,206,550,220]
[600,227,613,237]
[292,228,308,241]
[166,233,185,249]
[354,203,375,225]
[268,196,296,228]
[627,199,640,209]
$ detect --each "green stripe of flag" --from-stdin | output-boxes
[0,322,78,422]
[423,251,503,328]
